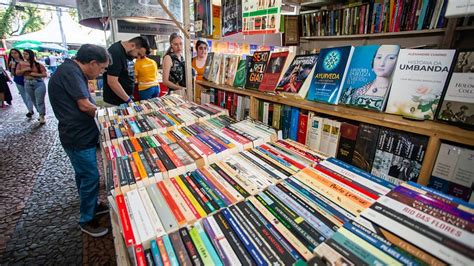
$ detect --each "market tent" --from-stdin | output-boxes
[40,43,68,51]
[8,12,107,46]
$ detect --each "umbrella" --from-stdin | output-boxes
[13,41,42,50]
[68,50,78,55]
[14,40,42,45]
[40,43,68,52]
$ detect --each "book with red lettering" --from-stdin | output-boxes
[156,181,187,226]
[245,51,271,90]
[297,112,308,145]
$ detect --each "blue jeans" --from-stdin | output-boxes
[15,83,34,113]
[139,85,160,100]
[24,79,46,115]
[64,146,99,225]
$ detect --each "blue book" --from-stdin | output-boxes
[162,235,179,266]
[339,45,400,111]
[307,46,354,104]
[281,105,292,139]
[417,0,430,30]
[195,223,223,266]
[289,107,300,141]
[150,240,164,266]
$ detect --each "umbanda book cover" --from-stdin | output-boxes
[276,54,318,98]
[340,45,400,111]
[307,46,354,104]
[245,51,270,90]
[386,49,456,120]
[259,51,289,92]
[436,49,474,129]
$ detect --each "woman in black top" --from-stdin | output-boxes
[162,33,186,94]
[8,48,34,116]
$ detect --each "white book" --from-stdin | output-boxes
[262,102,269,125]
[137,186,166,238]
[318,118,333,155]
[361,207,472,265]
[431,143,461,182]
[445,0,474,18]
[452,146,474,188]
[386,49,456,120]
[306,112,324,152]
[327,120,341,157]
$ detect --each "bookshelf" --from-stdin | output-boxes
[194,79,474,186]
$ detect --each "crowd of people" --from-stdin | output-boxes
[0,33,209,237]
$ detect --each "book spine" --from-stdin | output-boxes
[156,181,186,226]
[178,227,203,266]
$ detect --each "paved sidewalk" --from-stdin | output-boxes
[0,84,115,264]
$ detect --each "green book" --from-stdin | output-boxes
[233,58,250,88]
[272,103,281,129]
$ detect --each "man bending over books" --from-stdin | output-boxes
[48,44,110,237]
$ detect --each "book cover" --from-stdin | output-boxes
[203,52,214,81]
[340,45,401,111]
[233,58,249,88]
[336,123,359,164]
[352,123,380,172]
[289,107,300,141]
[223,55,240,86]
[276,54,318,98]
[212,5,221,39]
[429,143,461,192]
[386,49,456,120]
[246,51,271,90]
[297,112,308,145]
[451,145,474,197]
[195,0,212,38]
[222,0,242,37]
[306,112,324,152]
[259,51,289,92]
[318,118,332,155]
[436,49,474,129]
[272,103,282,129]
[209,54,223,84]
[327,120,341,157]
[281,105,292,139]
[307,46,355,104]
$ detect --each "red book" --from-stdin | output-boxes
[297,112,308,145]
[115,195,135,246]
[149,148,167,174]
[156,181,186,225]
[161,144,185,167]
[225,92,233,113]
[259,51,289,92]
[134,244,147,266]
[259,144,306,170]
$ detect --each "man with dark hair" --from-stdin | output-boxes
[48,44,110,237]
[103,36,151,106]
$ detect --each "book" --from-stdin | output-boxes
[203,52,214,81]
[195,0,212,38]
[336,123,359,164]
[209,53,223,84]
[259,51,289,92]
[246,51,271,90]
[297,112,308,145]
[221,0,242,36]
[340,45,401,111]
[386,49,456,120]
[212,5,221,39]
[276,54,318,98]
[233,58,249,88]
[289,107,300,141]
[222,55,240,86]
[352,123,380,172]
[306,112,324,152]
[436,49,474,129]
[307,46,355,104]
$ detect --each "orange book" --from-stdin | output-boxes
[165,132,177,143]
[161,144,184,167]
[148,148,167,174]
[156,237,171,266]
[199,167,237,204]
[128,156,142,182]
[132,152,147,179]
[130,138,143,152]
[156,181,186,225]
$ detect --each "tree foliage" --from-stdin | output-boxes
[0,4,45,38]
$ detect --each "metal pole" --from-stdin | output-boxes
[106,0,117,43]
[183,0,193,101]
[56,6,67,49]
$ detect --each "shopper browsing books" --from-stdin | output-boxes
[8,49,34,117]
[16,49,47,124]
[48,44,110,237]
[162,33,186,94]
[192,40,208,81]
[134,52,160,100]
[103,36,150,106]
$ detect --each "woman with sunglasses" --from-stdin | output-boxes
[16,49,47,124]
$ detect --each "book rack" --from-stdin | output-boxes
[195,79,474,186]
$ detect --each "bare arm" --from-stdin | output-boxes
[162,55,185,91]
[107,75,131,101]
[31,64,47,78]
[16,62,30,75]
[77,98,97,117]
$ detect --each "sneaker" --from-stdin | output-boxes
[95,202,109,216]
[80,220,109,237]
[26,112,33,118]
[39,115,46,125]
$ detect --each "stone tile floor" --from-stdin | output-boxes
[0,83,116,265]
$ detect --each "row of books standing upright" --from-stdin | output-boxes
[301,0,449,37]
[96,95,473,266]
[202,45,474,128]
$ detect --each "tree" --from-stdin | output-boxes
[0,3,15,40]
[18,6,45,35]
[0,3,46,47]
